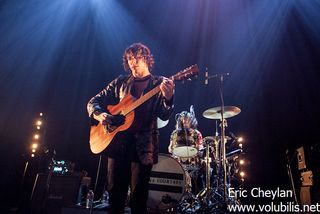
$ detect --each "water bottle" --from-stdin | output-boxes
[86,190,94,209]
[101,190,109,204]
[125,186,131,206]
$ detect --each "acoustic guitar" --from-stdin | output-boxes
[89,64,199,154]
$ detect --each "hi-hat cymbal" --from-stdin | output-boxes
[203,136,231,143]
[203,106,241,119]
[204,136,231,141]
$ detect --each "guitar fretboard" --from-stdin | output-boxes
[122,85,161,115]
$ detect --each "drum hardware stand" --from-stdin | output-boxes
[190,137,226,213]
[195,139,212,199]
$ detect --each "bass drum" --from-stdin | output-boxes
[148,154,191,212]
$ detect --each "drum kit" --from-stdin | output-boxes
[148,106,244,213]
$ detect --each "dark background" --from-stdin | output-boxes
[0,0,319,210]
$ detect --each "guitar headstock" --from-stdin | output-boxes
[173,64,199,82]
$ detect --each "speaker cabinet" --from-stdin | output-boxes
[30,173,90,214]
[295,144,320,205]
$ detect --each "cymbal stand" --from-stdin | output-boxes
[195,139,210,199]
[214,121,220,176]
[205,139,212,194]
[200,73,229,209]
[205,139,211,192]
[217,74,228,205]
[219,119,228,204]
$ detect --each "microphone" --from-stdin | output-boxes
[205,69,229,84]
[211,72,230,78]
[229,131,238,140]
[204,68,208,85]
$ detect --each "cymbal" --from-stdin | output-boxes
[203,106,241,119]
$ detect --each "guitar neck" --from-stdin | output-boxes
[121,64,198,116]
[123,85,161,115]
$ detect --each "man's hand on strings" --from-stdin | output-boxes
[160,78,175,101]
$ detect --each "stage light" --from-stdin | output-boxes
[31,154,35,158]
[34,134,39,139]
[237,136,244,143]
[239,143,243,148]
[40,113,43,117]
[239,159,245,165]
[240,171,245,177]
[37,126,41,130]
[32,143,38,149]
[36,120,42,126]
[32,149,36,153]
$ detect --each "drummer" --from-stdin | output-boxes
[168,105,203,158]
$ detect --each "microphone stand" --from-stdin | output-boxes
[205,72,230,208]
[218,74,228,205]
[94,155,102,195]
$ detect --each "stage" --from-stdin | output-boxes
[0,0,320,213]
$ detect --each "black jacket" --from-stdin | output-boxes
[87,74,174,165]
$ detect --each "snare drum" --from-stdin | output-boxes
[148,154,191,211]
[171,128,200,158]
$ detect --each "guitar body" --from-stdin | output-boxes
[89,94,135,154]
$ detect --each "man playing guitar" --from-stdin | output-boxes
[87,42,175,214]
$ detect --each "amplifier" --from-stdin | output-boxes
[295,144,320,205]
[30,173,91,214]
[296,144,320,171]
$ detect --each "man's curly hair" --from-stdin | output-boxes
[122,43,155,72]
